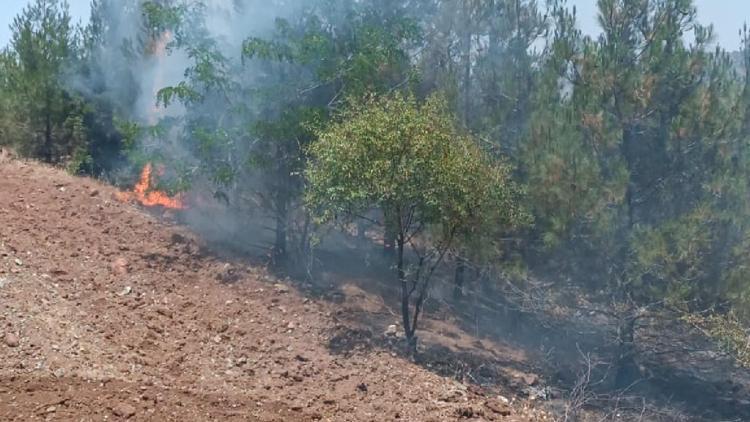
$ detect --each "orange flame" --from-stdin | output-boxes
[116,163,186,210]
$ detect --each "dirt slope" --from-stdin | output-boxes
[0,160,549,421]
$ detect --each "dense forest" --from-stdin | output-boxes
[2,0,750,417]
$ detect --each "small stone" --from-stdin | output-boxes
[13,258,22,266]
[486,399,512,416]
[384,325,398,337]
[90,189,100,197]
[274,284,289,294]
[118,286,132,297]
[4,333,19,348]
[112,402,136,419]
[212,335,222,344]
[156,307,173,318]
[356,383,368,393]
[110,257,129,276]
[45,406,56,413]
[457,406,481,418]
[521,373,538,386]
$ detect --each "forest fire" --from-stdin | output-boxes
[115,163,185,210]
[113,31,186,210]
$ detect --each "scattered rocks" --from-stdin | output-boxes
[0,160,557,422]
[112,402,136,419]
[4,332,20,348]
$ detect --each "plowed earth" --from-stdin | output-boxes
[0,160,549,421]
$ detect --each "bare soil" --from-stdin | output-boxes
[0,159,551,421]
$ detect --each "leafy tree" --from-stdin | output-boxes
[306,93,528,352]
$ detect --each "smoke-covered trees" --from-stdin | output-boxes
[525,0,750,311]
[3,0,750,384]
[306,94,528,351]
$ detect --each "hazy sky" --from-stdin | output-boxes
[0,0,748,50]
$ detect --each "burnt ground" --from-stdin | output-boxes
[0,159,555,421]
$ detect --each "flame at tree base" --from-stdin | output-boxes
[116,163,186,210]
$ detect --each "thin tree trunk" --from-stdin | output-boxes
[44,92,53,162]
[383,209,396,256]
[461,4,472,127]
[397,233,416,356]
[299,212,311,257]
[453,257,466,299]
[274,145,288,260]
[275,200,288,259]
[615,312,639,388]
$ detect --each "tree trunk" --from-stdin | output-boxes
[44,92,53,162]
[397,233,417,356]
[461,3,472,127]
[274,145,288,260]
[614,311,639,388]
[275,199,288,259]
[383,209,396,256]
[621,126,637,229]
[453,258,466,299]
[357,218,367,241]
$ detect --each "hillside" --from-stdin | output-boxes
[0,159,549,421]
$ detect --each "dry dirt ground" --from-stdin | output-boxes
[0,159,551,421]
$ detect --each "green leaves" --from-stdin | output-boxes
[306,93,527,241]
[157,82,201,108]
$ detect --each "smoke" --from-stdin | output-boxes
[73,0,304,129]
[75,0,321,250]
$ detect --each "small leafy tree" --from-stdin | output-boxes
[306,93,528,353]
